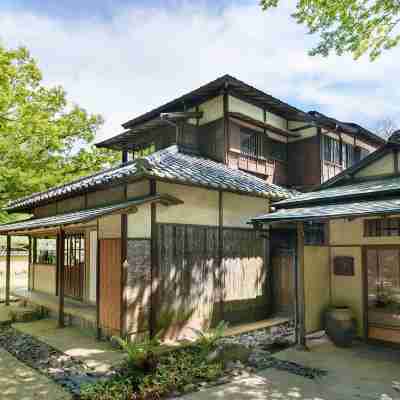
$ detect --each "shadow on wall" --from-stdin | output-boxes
[125,225,269,341]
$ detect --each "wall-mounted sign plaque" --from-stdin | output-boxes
[334,256,354,276]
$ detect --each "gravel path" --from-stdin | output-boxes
[0,325,112,397]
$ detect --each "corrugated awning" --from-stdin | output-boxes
[0,193,182,234]
[250,197,400,224]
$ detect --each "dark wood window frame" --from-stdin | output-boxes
[240,127,287,162]
[304,222,327,245]
[364,218,400,237]
[64,233,85,268]
[343,142,355,169]
[323,135,341,166]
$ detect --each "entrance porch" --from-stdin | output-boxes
[12,288,96,328]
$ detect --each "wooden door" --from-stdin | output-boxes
[272,248,295,316]
[365,247,400,344]
[64,234,84,299]
[99,239,121,336]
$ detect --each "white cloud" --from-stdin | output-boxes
[1,1,399,142]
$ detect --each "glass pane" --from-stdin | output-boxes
[36,238,56,265]
[368,249,400,329]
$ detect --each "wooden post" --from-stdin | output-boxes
[149,179,157,338]
[96,219,101,340]
[218,191,224,320]
[28,236,32,291]
[296,222,307,350]
[5,235,11,306]
[58,229,65,328]
[120,183,128,337]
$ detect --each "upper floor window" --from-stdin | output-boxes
[342,142,354,169]
[364,218,400,237]
[240,127,287,162]
[323,136,341,165]
[304,222,327,245]
[240,128,261,158]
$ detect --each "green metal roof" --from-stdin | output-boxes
[0,194,181,234]
[275,175,400,208]
[250,197,400,224]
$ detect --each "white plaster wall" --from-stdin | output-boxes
[355,153,394,178]
[127,179,150,198]
[194,96,223,126]
[157,182,219,226]
[128,204,151,238]
[266,111,287,130]
[229,95,264,122]
[223,192,268,228]
[98,214,121,239]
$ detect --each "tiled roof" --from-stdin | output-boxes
[274,176,400,208]
[250,197,400,224]
[6,145,296,212]
[0,194,181,233]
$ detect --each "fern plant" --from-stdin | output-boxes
[193,321,229,348]
[113,333,161,371]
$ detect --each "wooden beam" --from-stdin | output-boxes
[58,229,65,328]
[96,219,101,340]
[5,235,11,306]
[296,222,307,350]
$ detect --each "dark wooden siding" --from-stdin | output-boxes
[198,119,225,162]
[287,135,321,188]
[99,239,121,336]
[154,223,268,337]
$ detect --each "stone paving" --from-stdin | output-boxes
[180,337,400,400]
[0,348,71,400]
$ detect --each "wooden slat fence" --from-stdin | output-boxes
[155,224,268,335]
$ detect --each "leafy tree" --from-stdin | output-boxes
[261,0,400,60]
[0,45,118,222]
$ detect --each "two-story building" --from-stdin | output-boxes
[0,75,385,340]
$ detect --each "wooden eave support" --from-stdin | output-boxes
[296,222,308,350]
[5,235,11,306]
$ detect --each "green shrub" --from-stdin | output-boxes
[113,333,161,372]
[81,345,224,400]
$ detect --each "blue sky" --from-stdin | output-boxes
[1,0,398,141]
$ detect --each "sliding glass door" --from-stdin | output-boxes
[366,248,400,343]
